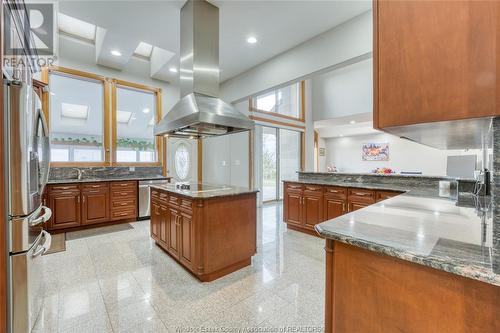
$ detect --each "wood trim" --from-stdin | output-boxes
[249,107,305,123]
[314,130,319,172]
[249,81,305,123]
[248,130,254,188]
[300,80,306,122]
[249,115,306,130]
[48,68,109,167]
[197,139,203,183]
[48,66,106,82]
[103,79,111,164]
[372,0,380,129]
[163,137,168,176]
[325,239,334,333]
[300,132,305,171]
[111,79,163,167]
[114,78,162,93]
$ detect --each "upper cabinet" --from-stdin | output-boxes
[373,0,499,148]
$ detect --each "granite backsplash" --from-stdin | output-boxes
[49,166,163,181]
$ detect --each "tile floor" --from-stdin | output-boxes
[34,202,326,333]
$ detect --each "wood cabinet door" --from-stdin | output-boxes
[159,205,169,246]
[48,192,81,229]
[324,197,345,221]
[375,0,499,128]
[82,190,109,225]
[150,201,161,241]
[302,194,323,229]
[284,192,302,225]
[180,211,194,267]
[168,207,180,259]
[349,202,369,212]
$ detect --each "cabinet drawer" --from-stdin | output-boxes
[304,185,323,194]
[111,189,136,200]
[169,195,180,206]
[110,208,136,220]
[324,186,347,198]
[180,198,193,212]
[348,188,375,203]
[110,181,137,190]
[82,183,108,191]
[285,183,303,192]
[111,198,136,209]
[49,184,79,193]
[376,190,402,202]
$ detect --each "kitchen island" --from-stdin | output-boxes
[150,183,258,282]
[306,172,500,332]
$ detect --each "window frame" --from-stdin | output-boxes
[250,81,305,123]
[43,66,111,167]
[111,79,163,167]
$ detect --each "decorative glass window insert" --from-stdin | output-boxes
[253,82,301,119]
[175,143,190,180]
[49,72,105,162]
[115,86,157,163]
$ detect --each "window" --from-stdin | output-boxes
[175,143,190,180]
[112,80,162,165]
[48,69,108,164]
[252,82,303,120]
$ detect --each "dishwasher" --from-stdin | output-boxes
[138,179,171,219]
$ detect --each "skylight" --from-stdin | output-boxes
[117,110,133,124]
[134,42,153,58]
[58,13,96,42]
[61,103,89,120]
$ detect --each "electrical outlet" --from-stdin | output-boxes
[129,166,135,172]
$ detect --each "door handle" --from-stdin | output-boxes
[32,231,52,258]
[29,206,52,226]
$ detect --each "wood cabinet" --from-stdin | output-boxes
[47,190,81,230]
[150,189,257,282]
[283,182,402,236]
[81,183,109,225]
[45,180,138,232]
[374,0,500,129]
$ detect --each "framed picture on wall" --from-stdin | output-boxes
[362,143,389,161]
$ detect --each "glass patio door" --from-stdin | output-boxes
[261,126,301,202]
[262,127,278,201]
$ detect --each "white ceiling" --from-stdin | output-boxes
[55,0,371,83]
[314,112,380,138]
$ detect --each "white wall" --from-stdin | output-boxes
[312,58,372,121]
[220,11,372,103]
[324,133,450,176]
[202,132,249,187]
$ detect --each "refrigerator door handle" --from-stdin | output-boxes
[34,100,51,195]
[29,206,52,226]
[32,231,51,258]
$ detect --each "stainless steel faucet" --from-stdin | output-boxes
[73,168,83,180]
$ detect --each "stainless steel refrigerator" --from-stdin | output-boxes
[4,79,52,332]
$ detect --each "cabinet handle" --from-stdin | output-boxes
[91,185,101,188]
[82,196,85,204]
[87,190,100,193]
[352,192,369,196]
[343,203,346,212]
[77,196,80,204]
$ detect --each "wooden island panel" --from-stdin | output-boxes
[150,188,257,282]
[325,240,500,332]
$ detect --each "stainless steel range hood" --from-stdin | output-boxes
[154,0,254,138]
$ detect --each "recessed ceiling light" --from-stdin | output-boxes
[350,120,356,124]
[247,36,257,44]
[169,67,178,73]
[111,50,122,57]
[143,108,150,114]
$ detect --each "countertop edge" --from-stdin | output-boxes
[150,184,259,199]
[314,224,500,287]
[47,176,172,184]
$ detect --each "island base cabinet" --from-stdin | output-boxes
[324,240,500,332]
[151,190,257,282]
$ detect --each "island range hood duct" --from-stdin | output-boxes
[154,0,254,138]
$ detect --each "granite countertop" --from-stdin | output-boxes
[48,175,171,184]
[150,183,259,199]
[298,171,476,182]
[309,178,499,286]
